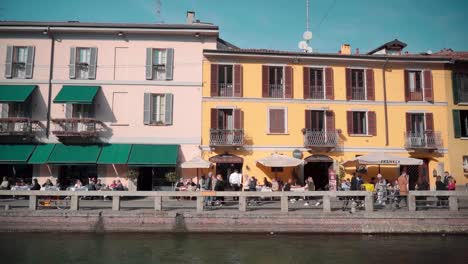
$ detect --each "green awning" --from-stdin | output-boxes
[47,144,102,164]
[53,86,100,104]
[0,144,36,164]
[28,144,55,164]
[128,144,178,166]
[0,85,36,102]
[97,144,132,164]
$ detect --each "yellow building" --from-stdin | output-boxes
[201,41,466,190]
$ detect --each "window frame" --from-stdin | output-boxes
[12,46,28,79]
[309,67,325,99]
[151,48,167,81]
[349,68,367,100]
[217,64,234,97]
[460,110,468,138]
[267,107,288,134]
[75,47,91,80]
[351,111,368,135]
[406,69,426,101]
[149,93,167,125]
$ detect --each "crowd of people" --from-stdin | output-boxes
[0,177,127,192]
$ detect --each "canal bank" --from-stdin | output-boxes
[1,210,468,234]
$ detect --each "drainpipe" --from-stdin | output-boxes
[382,58,389,146]
[45,27,55,138]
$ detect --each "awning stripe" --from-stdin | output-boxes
[53,86,100,104]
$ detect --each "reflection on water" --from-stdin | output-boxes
[0,233,467,264]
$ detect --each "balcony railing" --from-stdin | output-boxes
[408,91,424,101]
[304,129,340,148]
[405,131,442,149]
[269,84,284,98]
[309,86,324,99]
[52,118,103,137]
[0,118,41,137]
[217,83,233,97]
[351,87,366,100]
[210,129,244,146]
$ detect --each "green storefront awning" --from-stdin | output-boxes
[128,144,178,166]
[0,85,36,102]
[0,144,36,164]
[47,144,102,164]
[53,86,100,104]
[28,144,55,164]
[97,144,132,164]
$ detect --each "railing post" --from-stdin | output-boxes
[112,196,120,211]
[322,195,331,213]
[70,195,79,211]
[154,196,162,211]
[449,196,459,211]
[239,193,246,212]
[196,195,204,213]
[281,194,289,213]
[29,195,37,210]
[365,193,374,212]
[408,193,416,212]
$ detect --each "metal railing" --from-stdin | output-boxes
[405,131,442,149]
[217,83,233,97]
[269,84,284,98]
[52,118,103,137]
[0,117,41,136]
[309,86,324,99]
[304,130,339,147]
[209,129,244,146]
[351,87,366,100]
[407,91,424,101]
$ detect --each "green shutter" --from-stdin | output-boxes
[453,73,460,105]
[453,110,461,138]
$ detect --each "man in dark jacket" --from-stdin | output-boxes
[435,176,447,206]
[350,173,358,191]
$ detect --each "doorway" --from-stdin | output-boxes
[58,165,96,188]
[304,161,333,190]
[215,163,243,181]
[401,159,429,190]
[137,167,176,191]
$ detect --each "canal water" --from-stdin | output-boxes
[0,233,467,264]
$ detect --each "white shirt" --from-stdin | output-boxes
[229,172,242,185]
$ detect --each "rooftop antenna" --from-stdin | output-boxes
[298,0,313,53]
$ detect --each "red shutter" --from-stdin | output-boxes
[425,113,434,131]
[234,64,243,97]
[347,111,353,135]
[406,113,412,132]
[262,65,269,97]
[284,66,293,98]
[404,70,410,102]
[303,67,310,99]
[368,111,376,136]
[346,68,352,100]
[305,110,311,129]
[325,67,334,100]
[210,108,218,129]
[326,110,335,132]
[423,70,433,102]
[270,109,285,133]
[366,69,375,101]
[210,64,218,97]
[278,109,285,133]
[234,109,242,129]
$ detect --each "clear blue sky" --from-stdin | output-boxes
[1,0,467,53]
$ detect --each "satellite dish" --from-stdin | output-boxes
[306,46,313,53]
[298,40,308,50]
[303,31,313,40]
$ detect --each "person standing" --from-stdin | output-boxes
[375,174,387,205]
[229,169,242,201]
[214,174,225,205]
[397,172,409,208]
[435,176,447,206]
[443,171,451,187]
[304,176,315,206]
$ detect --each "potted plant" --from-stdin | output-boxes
[165,171,180,190]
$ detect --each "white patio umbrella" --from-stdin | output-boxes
[257,153,303,167]
[342,152,423,172]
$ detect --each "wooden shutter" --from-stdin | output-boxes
[0,104,9,118]
[325,67,334,100]
[69,47,76,79]
[345,68,352,100]
[303,67,310,99]
[262,65,269,97]
[326,110,335,132]
[88,47,97,79]
[365,69,375,101]
[346,111,353,135]
[143,93,151,124]
[452,73,459,105]
[269,109,285,133]
[164,93,173,125]
[368,111,376,136]
[25,46,35,79]
[210,64,219,96]
[284,66,293,98]
[5,46,13,78]
[165,48,174,80]
[406,113,412,132]
[423,70,433,102]
[234,109,243,129]
[234,64,243,97]
[145,48,153,80]
[425,113,434,131]
[453,110,461,138]
[210,108,218,129]
[404,70,409,102]
[65,104,72,118]
[305,110,311,129]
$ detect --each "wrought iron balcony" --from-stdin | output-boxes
[209,129,244,146]
[217,83,233,97]
[269,84,284,98]
[52,118,103,137]
[0,118,41,137]
[351,87,366,100]
[405,131,442,150]
[304,129,340,148]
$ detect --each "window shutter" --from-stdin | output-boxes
[262,65,269,97]
[0,104,9,118]
[143,93,151,124]
[88,47,98,79]
[453,110,461,138]
[164,93,173,125]
[25,46,35,79]
[365,69,375,101]
[368,111,376,136]
[165,48,174,80]
[210,108,218,129]
[423,70,433,102]
[269,109,285,133]
[65,104,72,118]
[145,48,153,80]
[5,46,13,78]
[284,66,293,98]
[234,64,243,97]
[326,110,335,132]
[404,70,409,102]
[325,67,334,100]
[305,110,311,130]
[345,68,352,100]
[69,47,76,79]
[425,113,434,131]
[303,67,310,99]
[346,111,353,134]
[452,73,459,105]
[210,64,219,96]
[234,109,242,129]
[406,113,412,132]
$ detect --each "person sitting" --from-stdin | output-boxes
[263,177,272,188]
[114,180,125,191]
[0,176,10,190]
[87,179,96,191]
[283,178,292,192]
[42,179,54,188]
[74,179,83,189]
[271,177,279,192]
[109,180,117,190]
[30,179,41,190]
[95,179,104,190]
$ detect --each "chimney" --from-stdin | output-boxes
[186,11,195,24]
[355,48,359,54]
[340,44,351,55]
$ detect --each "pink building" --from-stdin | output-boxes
[0,13,230,190]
